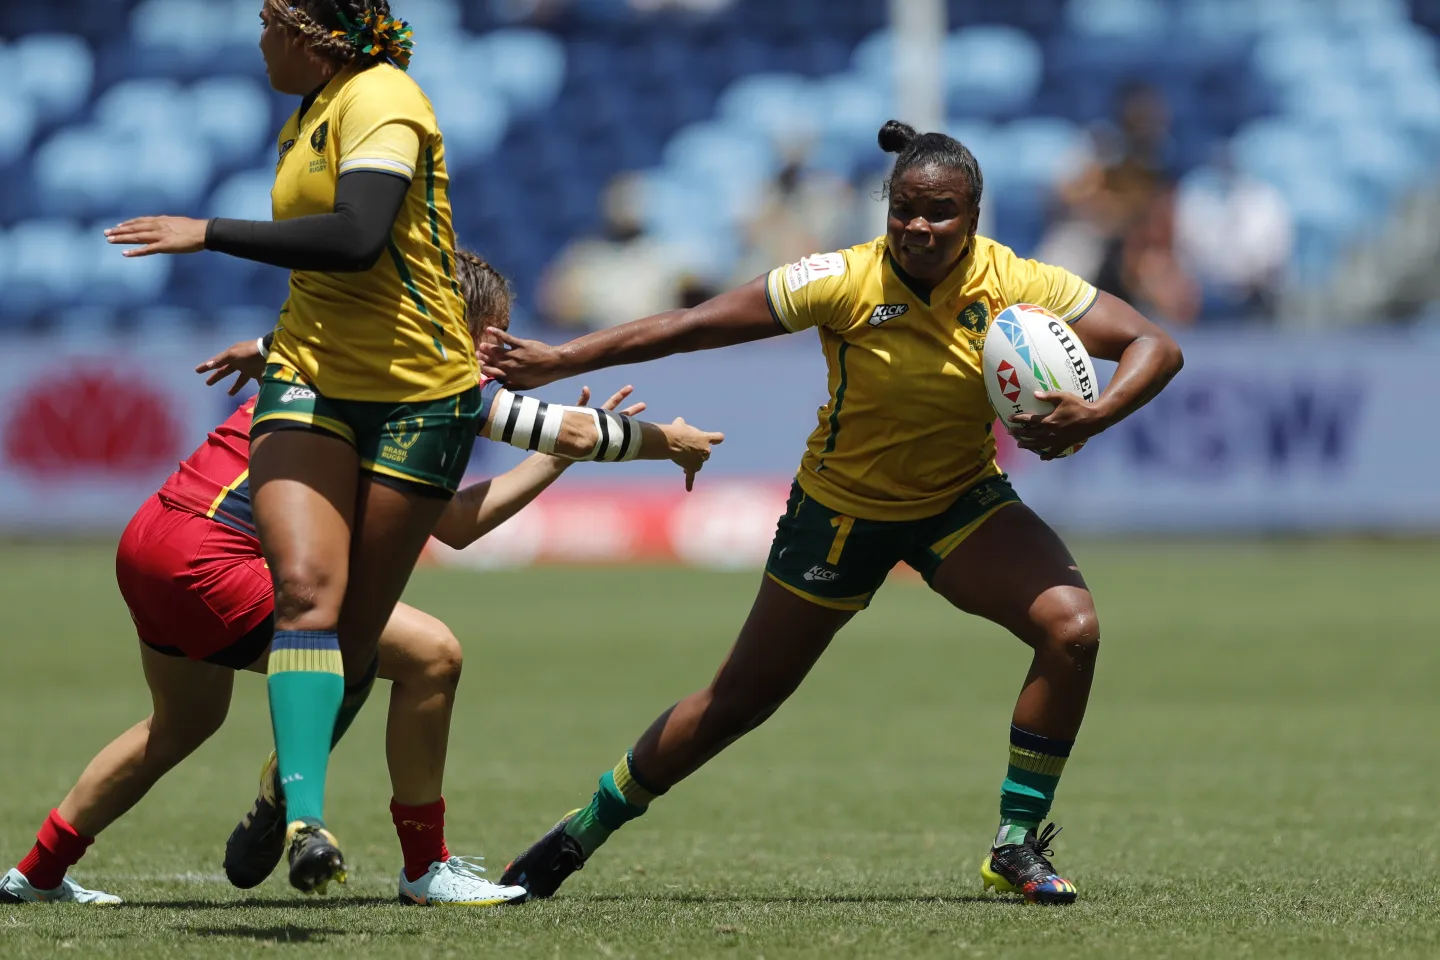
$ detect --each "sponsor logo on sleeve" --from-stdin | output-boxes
[784,253,846,292]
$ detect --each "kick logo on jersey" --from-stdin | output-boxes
[803,564,840,583]
[867,304,909,327]
[279,386,316,403]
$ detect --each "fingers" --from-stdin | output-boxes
[575,386,592,406]
[685,468,696,493]
[600,385,634,411]
[487,327,522,347]
[707,431,725,445]
[204,368,231,387]
[619,402,646,416]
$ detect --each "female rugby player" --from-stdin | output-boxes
[485,122,1184,905]
[0,252,718,906]
[105,1,519,893]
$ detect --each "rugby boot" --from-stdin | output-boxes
[499,810,586,898]
[285,820,347,894]
[397,856,528,906]
[224,751,286,889]
[0,867,122,905]
[980,822,1079,905]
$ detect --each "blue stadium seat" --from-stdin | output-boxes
[1065,0,1169,39]
[32,128,134,218]
[192,77,272,167]
[4,221,90,312]
[1004,116,1087,187]
[428,85,510,169]
[471,30,567,117]
[94,79,188,135]
[946,26,1043,117]
[13,34,94,123]
[208,168,275,222]
[0,93,37,168]
[716,73,817,148]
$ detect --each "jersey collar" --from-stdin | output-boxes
[883,240,975,307]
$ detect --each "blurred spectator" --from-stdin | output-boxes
[1037,82,1200,324]
[730,159,858,285]
[538,174,686,329]
[1176,149,1293,321]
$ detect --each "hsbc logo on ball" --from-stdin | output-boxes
[994,360,1022,404]
[4,368,181,476]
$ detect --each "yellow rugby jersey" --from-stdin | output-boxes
[268,62,475,402]
[765,236,1098,522]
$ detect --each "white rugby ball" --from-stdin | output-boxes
[982,303,1099,458]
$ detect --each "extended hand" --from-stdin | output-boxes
[665,417,725,491]
[478,329,564,390]
[574,384,646,418]
[1009,390,1107,460]
[106,217,209,256]
[196,339,268,396]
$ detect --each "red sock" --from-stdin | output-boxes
[16,809,93,891]
[391,798,449,883]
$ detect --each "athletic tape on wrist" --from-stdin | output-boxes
[484,389,640,461]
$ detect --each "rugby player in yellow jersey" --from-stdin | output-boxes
[99,1,676,896]
[484,121,1184,905]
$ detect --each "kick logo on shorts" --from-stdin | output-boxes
[279,386,317,403]
[803,564,840,583]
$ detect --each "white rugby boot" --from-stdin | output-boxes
[0,867,122,904]
[397,856,528,906]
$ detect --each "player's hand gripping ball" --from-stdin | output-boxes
[982,304,1101,460]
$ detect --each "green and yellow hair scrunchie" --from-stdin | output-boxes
[333,8,414,71]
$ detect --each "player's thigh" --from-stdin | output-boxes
[924,501,1096,648]
[249,428,359,618]
[138,641,234,739]
[336,476,450,675]
[374,602,461,686]
[707,576,855,711]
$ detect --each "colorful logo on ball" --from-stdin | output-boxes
[995,360,1022,403]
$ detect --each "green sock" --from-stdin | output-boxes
[329,654,379,749]
[996,724,1073,847]
[564,750,665,856]
[267,630,345,824]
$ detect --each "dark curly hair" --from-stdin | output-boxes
[263,0,398,66]
[878,119,984,209]
[453,249,514,347]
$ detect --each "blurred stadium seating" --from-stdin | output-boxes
[3,0,1439,333]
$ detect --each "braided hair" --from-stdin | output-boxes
[878,120,984,209]
[453,249,514,347]
[263,0,410,69]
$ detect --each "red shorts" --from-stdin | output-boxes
[115,495,274,668]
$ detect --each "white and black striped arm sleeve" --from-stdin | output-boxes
[482,388,642,462]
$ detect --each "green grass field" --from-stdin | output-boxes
[1,541,1438,958]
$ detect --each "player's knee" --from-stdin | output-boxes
[270,562,343,628]
[1045,609,1101,670]
[147,707,223,761]
[419,627,464,691]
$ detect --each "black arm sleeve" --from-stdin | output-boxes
[204,170,410,273]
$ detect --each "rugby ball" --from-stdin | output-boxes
[983,304,1099,458]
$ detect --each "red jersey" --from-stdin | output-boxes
[156,398,257,542]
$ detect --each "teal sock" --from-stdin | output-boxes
[997,724,1073,847]
[329,654,379,749]
[564,751,665,856]
[267,630,345,825]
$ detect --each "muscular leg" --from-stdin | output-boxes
[928,504,1098,741]
[337,477,450,684]
[557,578,853,860]
[633,578,854,787]
[13,644,232,891]
[928,503,1097,890]
[249,429,358,828]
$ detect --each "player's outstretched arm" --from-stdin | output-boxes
[477,386,724,491]
[433,386,645,549]
[1010,291,1184,458]
[478,276,781,390]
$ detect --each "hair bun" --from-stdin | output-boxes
[878,120,918,154]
